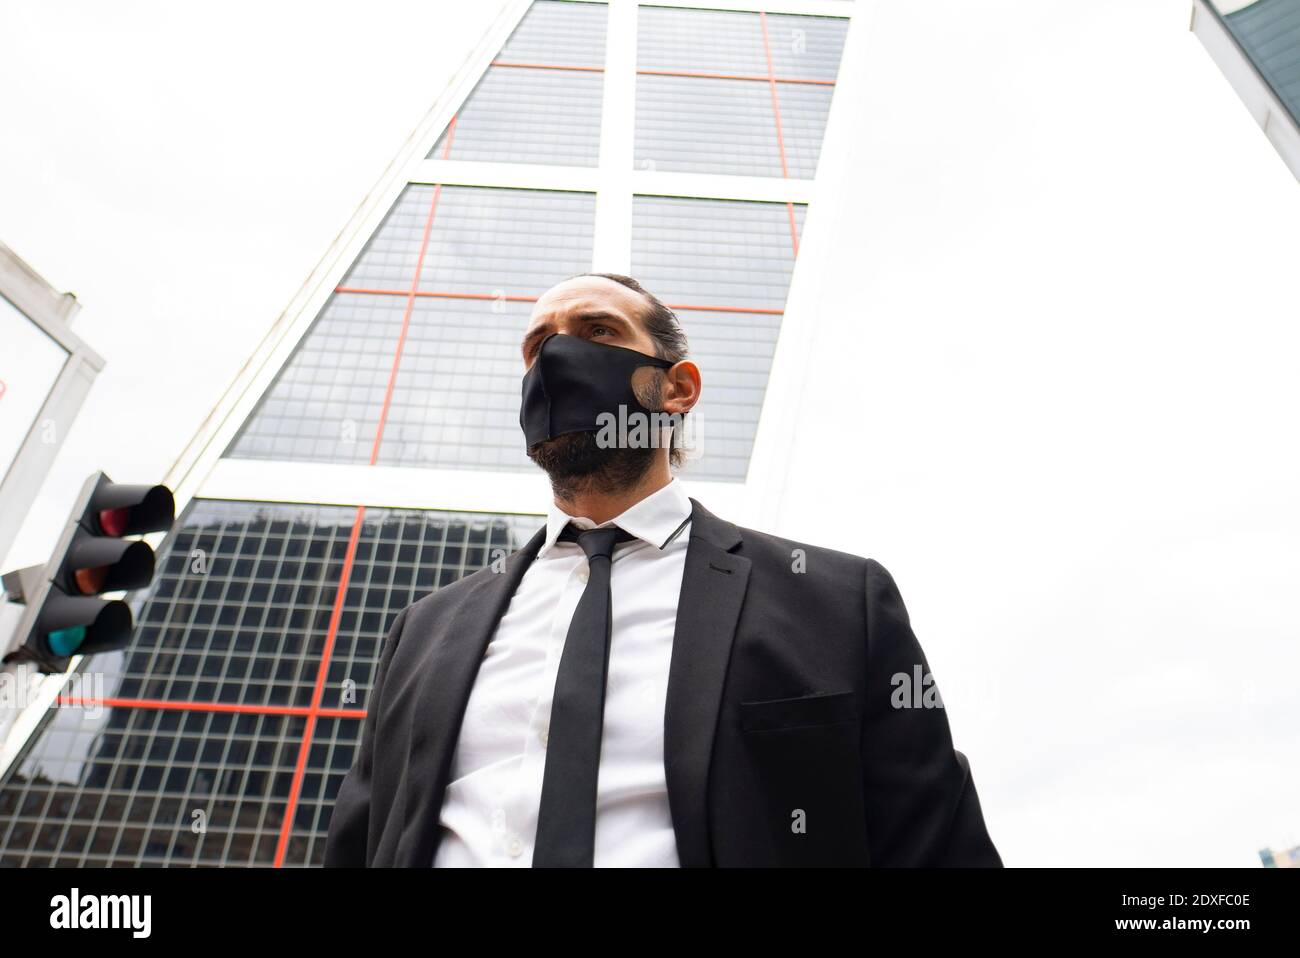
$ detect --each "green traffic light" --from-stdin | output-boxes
[47,626,87,657]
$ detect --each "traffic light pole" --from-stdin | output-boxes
[1,472,103,671]
[0,474,102,778]
[0,470,173,779]
[0,651,64,782]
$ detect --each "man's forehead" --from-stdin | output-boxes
[531,279,640,321]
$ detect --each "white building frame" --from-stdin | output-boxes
[1192,0,1300,181]
[0,242,103,567]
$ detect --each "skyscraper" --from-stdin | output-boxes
[0,0,858,866]
[1193,0,1300,178]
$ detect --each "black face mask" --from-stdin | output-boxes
[520,332,676,449]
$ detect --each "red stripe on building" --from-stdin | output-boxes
[53,696,367,720]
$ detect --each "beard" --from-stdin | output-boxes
[526,431,658,502]
[526,373,669,501]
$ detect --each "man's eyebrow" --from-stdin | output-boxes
[522,324,551,349]
[559,309,633,329]
[521,310,634,352]
[575,309,632,326]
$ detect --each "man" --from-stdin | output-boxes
[324,272,1001,868]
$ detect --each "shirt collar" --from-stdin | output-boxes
[539,477,693,558]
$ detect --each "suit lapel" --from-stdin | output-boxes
[663,498,751,867]
[395,524,545,867]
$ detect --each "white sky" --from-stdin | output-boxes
[2,0,1298,866]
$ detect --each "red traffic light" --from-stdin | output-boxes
[87,483,174,537]
[97,507,131,537]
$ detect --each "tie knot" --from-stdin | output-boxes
[558,523,637,560]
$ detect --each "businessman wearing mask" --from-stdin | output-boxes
[325,272,1001,868]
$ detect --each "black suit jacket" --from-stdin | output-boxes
[324,498,1001,867]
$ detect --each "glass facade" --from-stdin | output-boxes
[226,1,847,482]
[632,195,806,480]
[430,0,609,165]
[229,187,806,481]
[1213,0,1300,127]
[0,0,854,867]
[228,185,596,468]
[0,499,541,867]
[635,6,847,177]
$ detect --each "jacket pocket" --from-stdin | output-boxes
[740,690,858,732]
[735,690,868,865]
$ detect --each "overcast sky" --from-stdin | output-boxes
[2,0,1298,866]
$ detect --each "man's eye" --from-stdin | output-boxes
[590,326,614,338]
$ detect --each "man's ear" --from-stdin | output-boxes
[661,360,701,415]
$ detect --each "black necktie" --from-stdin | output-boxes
[532,522,638,867]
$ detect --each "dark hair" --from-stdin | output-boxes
[566,272,689,363]
[565,271,691,467]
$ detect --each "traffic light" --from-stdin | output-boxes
[1,472,174,674]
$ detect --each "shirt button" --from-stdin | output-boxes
[507,835,523,858]
[539,727,549,747]
[578,568,589,583]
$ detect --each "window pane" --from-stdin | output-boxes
[375,297,537,471]
[228,292,405,464]
[636,74,783,177]
[0,499,542,867]
[430,67,604,167]
[632,195,806,482]
[227,185,595,466]
[632,194,804,309]
[428,0,608,166]
[415,186,595,295]
[764,12,850,81]
[1213,0,1300,126]
[638,5,767,76]
[634,6,849,178]
[498,0,608,67]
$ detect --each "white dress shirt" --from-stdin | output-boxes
[432,477,693,867]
